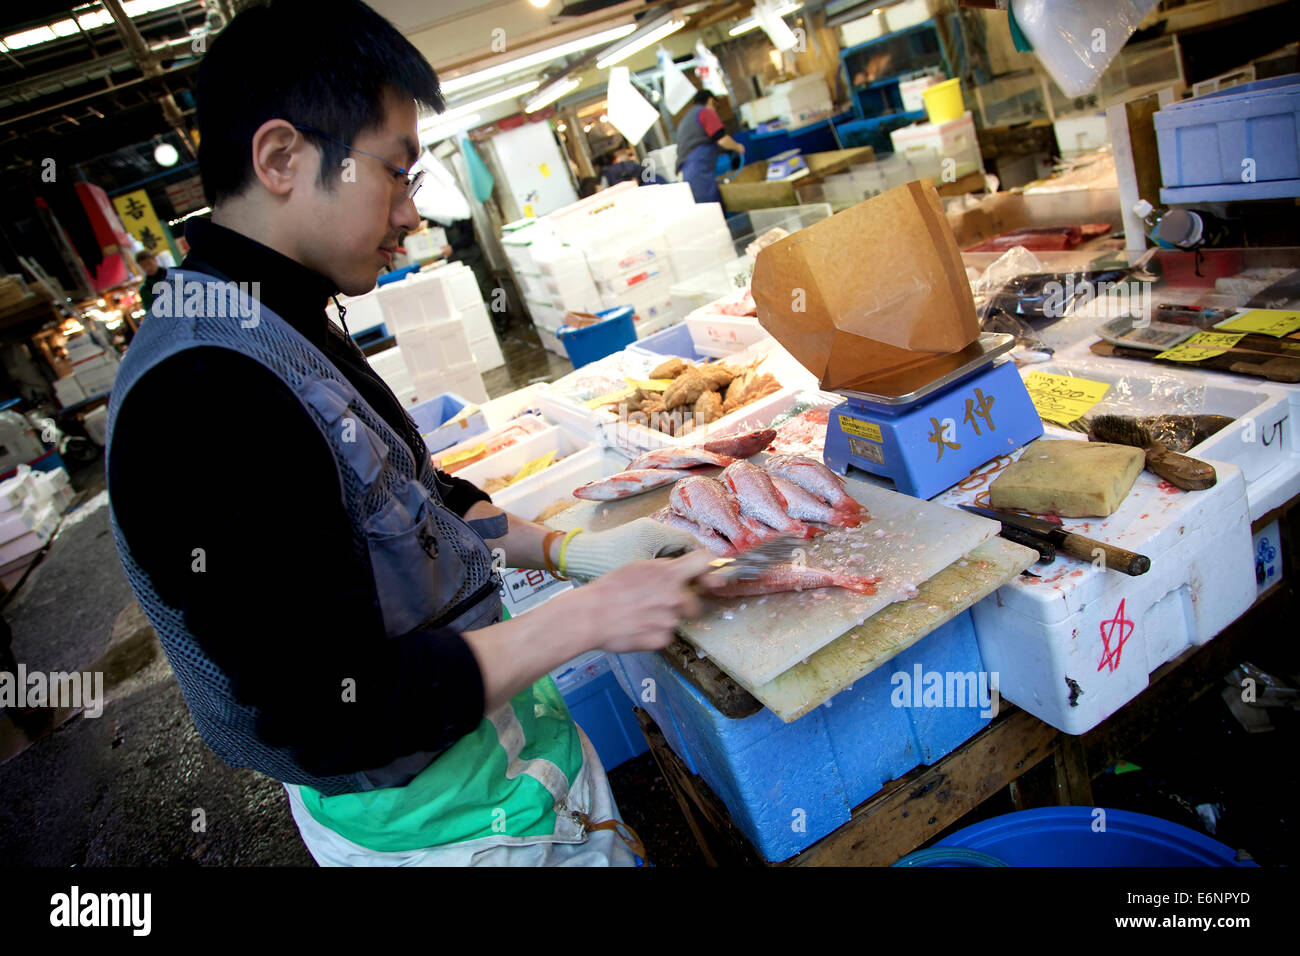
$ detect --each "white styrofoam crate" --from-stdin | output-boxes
[633,312,682,341]
[1042,346,1300,522]
[932,439,1256,735]
[430,414,549,473]
[0,472,32,511]
[595,262,676,300]
[480,383,548,429]
[455,423,589,492]
[470,333,505,372]
[535,323,566,358]
[584,236,671,283]
[397,316,474,379]
[436,363,489,405]
[684,312,768,358]
[440,265,484,311]
[460,301,496,344]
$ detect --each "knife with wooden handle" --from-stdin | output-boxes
[959,505,1150,576]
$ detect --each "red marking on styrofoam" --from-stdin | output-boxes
[1098,599,1134,674]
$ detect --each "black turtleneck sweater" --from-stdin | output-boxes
[108,219,490,780]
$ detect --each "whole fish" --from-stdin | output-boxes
[701,428,777,459]
[764,455,864,513]
[669,476,764,550]
[769,475,864,528]
[626,447,735,471]
[650,508,738,557]
[721,461,816,538]
[709,563,879,598]
[573,468,694,501]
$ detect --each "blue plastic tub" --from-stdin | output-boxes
[557,306,636,368]
[553,652,648,771]
[406,391,488,453]
[377,264,420,286]
[899,807,1256,867]
[610,611,994,862]
[628,322,705,361]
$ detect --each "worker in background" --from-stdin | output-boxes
[675,89,745,204]
[134,252,167,314]
[598,144,643,190]
[106,0,716,867]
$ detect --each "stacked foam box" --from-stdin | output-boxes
[65,333,119,400]
[429,262,505,372]
[0,467,71,590]
[890,111,982,180]
[327,288,384,336]
[766,74,832,127]
[365,345,416,406]
[660,202,736,287]
[377,273,488,404]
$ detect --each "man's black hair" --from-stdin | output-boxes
[197,0,443,205]
[693,89,715,106]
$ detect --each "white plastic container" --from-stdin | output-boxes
[0,471,33,510]
[932,440,1255,735]
[397,316,475,380]
[1010,0,1159,98]
[900,73,944,113]
[431,414,548,473]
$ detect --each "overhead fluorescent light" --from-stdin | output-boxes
[729,2,803,36]
[596,16,687,70]
[525,76,581,113]
[419,113,482,146]
[440,22,636,96]
[418,79,540,133]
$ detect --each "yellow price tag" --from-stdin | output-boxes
[508,451,556,486]
[523,204,535,219]
[837,416,883,442]
[1214,309,1300,338]
[539,163,552,178]
[1155,331,1246,362]
[626,378,675,392]
[584,386,637,409]
[438,442,486,467]
[1022,371,1111,426]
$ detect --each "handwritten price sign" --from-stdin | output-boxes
[1155,330,1245,362]
[1214,309,1300,338]
[1022,371,1110,426]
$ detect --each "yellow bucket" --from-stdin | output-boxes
[922,78,964,124]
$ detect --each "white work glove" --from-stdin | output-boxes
[561,517,704,581]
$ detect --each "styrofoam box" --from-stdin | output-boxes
[1054,113,1111,155]
[543,268,602,312]
[84,405,108,446]
[633,311,682,341]
[584,236,671,283]
[684,311,769,358]
[54,376,85,406]
[890,111,981,174]
[379,273,458,336]
[611,610,992,862]
[932,440,1256,735]
[438,264,485,312]
[1048,344,1300,522]
[332,289,384,333]
[0,505,58,564]
[604,275,675,323]
[416,360,489,405]
[397,317,474,380]
[460,300,496,344]
[660,202,728,247]
[595,262,676,300]
[0,472,32,511]
[431,414,549,473]
[470,334,505,372]
[0,504,37,544]
[535,324,566,358]
[900,73,943,113]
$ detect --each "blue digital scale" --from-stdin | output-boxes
[823,333,1044,499]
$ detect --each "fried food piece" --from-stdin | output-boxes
[722,373,780,414]
[699,363,738,389]
[694,389,723,427]
[649,357,690,380]
[482,475,514,494]
[663,368,712,409]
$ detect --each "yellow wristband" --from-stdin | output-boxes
[557,528,584,578]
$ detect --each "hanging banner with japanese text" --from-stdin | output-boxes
[111,189,170,256]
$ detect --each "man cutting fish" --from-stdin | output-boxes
[105,0,714,867]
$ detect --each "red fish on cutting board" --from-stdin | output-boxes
[573,468,694,501]
[626,447,736,470]
[650,507,738,557]
[764,455,866,514]
[669,476,764,550]
[769,475,863,528]
[721,460,817,538]
[701,428,777,459]
[709,563,879,598]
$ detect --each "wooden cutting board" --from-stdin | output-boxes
[548,469,1002,688]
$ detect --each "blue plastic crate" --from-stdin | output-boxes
[610,611,993,862]
[557,306,637,369]
[552,652,648,771]
[376,264,421,286]
[627,322,705,361]
[407,391,488,453]
[1155,74,1300,202]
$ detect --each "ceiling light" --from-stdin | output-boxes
[529,0,550,6]
[440,23,636,96]
[556,122,567,131]
[420,80,541,132]
[525,76,581,113]
[596,16,687,69]
[154,142,179,167]
[729,2,803,36]
[419,113,482,146]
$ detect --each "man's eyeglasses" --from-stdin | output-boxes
[292,124,425,199]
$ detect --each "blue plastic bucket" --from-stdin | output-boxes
[894,807,1255,867]
[557,306,637,368]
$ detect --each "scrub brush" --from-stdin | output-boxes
[1088,414,1217,490]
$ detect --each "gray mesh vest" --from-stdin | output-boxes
[674,105,714,172]
[106,269,502,795]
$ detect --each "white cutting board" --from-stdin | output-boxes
[548,469,1001,688]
